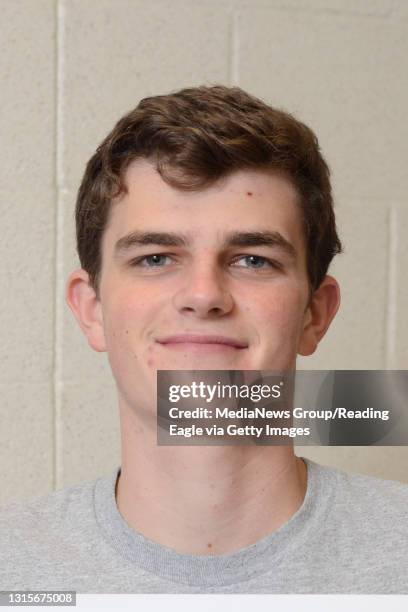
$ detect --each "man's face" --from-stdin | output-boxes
[95,159,312,416]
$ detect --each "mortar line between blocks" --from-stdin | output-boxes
[385,205,397,369]
[54,0,66,491]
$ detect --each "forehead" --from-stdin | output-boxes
[102,159,305,254]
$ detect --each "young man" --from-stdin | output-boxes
[1,85,407,593]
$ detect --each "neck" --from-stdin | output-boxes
[116,404,307,556]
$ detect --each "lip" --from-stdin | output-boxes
[156,334,248,349]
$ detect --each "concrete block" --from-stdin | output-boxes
[57,379,120,488]
[0,0,55,383]
[391,0,408,22]
[233,0,393,16]
[60,0,230,188]
[0,383,53,507]
[235,7,408,201]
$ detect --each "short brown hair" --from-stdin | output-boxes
[75,84,342,296]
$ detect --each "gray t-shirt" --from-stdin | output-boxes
[0,458,407,593]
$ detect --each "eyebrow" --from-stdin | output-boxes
[114,230,297,260]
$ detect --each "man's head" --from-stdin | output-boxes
[75,85,341,298]
[66,85,341,419]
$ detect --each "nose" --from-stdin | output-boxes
[172,258,234,318]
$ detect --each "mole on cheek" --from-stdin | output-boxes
[246,191,253,196]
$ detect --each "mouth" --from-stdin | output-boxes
[156,334,248,353]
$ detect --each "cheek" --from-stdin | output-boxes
[103,291,165,374]
[102,297,143,356]
[250,286,306,337]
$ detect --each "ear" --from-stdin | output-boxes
[298,275,340,356]
[65,269,106,352]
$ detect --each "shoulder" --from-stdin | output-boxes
[0,475,96,526]
[0,474,103,566]
[308,458,408,532]
[0,468,121,590]
[334,463,407,506]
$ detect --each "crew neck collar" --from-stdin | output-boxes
[94,457,331,587]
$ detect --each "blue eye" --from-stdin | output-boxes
[233,255,279,270]
[131,254,171,267]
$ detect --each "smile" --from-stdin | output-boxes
[155,334,248,353]
[156,341,247,353]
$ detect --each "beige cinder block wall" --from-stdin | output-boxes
[0,0,407,506]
